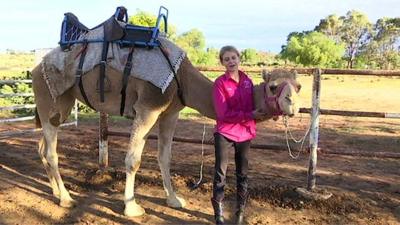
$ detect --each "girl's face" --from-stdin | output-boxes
[221,51,240,73]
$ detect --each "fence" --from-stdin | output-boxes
[2,67,399,192]
[97,67,400,191]
[0,79,78,137]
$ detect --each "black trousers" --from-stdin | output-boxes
[212,133,250,202]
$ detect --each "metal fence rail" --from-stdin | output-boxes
[0,79,78,137]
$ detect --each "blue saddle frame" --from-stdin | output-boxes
[59,6,169,50]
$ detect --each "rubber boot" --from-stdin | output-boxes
[211,198,224,225]
[235,192,249,225]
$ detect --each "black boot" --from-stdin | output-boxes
[235,192,249,225]
[211,198,224,225]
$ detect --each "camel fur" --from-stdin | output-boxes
[32,50,301,216]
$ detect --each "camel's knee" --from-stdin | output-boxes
[49,112,61,127]
[48,110,69,127]
[125,156,141,173]
[45,152,59,168]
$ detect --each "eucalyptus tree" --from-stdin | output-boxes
[280,31,345,67]
[363,17,400,69]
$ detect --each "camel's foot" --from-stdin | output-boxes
[167,195,186,208]
[124,199,145,217]
[59,197,77,208]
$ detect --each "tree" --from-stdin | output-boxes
[339,10,373,68]
[196,47,219,66]
[362,17,400,69]
[314,14,343,43]
[175,29,205,50]
[280,32,345,67]
[240,48,259,66]
[257,51,277,66]
[175,29,208,65]
[129,11,218,66]
[129,10,177,40]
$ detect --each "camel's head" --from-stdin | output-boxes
[261,69,301,118]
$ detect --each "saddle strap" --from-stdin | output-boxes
[76,42,95,110]
[158,42,186,106]
[99,42,110,102]
[120,47,135,116]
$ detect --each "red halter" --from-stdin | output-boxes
[263,81,298,116]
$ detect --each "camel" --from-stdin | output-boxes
[32,48,301,216]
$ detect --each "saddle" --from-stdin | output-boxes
[57,6,183,115]
[60,6,168,50]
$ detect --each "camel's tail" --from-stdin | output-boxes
[35,107,42,128]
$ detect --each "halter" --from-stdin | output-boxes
[263,80,299,116]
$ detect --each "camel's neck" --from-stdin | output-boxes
[177,61,278,121]
[178,58,216,119]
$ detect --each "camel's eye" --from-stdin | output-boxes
[269,84,278,93]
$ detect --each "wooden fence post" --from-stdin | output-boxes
[307,68,321,190]
[99,112,109,168]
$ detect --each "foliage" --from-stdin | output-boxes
[280,32,345,67]
[361,17,400,69]
[175,29,208,65]
[240,48,260,66]
[314,11,373,68]
[196,48,219,66]
[304,10,399,69]
[339,10,373,68]
[128,10,177,40]
[314,14,343,43]
[77,102,96,113]
[0,82,34,117]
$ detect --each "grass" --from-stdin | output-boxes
[0,53,35,78]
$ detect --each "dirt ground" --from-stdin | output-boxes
[0,115,399,225]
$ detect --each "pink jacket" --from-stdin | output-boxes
[212,70,256,142]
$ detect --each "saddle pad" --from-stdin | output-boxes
[41,24,185,101]
[76,25,185,93]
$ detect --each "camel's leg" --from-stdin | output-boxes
[32,63,76,207]
[41,122,76,208]
[38,136,59,197]
[157,112,186,208]
[124,108,160,217]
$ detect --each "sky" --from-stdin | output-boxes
[0,0,398,53]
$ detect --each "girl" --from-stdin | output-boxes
[211,45,265,224]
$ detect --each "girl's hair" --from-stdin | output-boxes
[219,45,240,63]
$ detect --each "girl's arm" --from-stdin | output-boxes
[213,81,253,123]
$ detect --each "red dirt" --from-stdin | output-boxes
[0,115,399,224]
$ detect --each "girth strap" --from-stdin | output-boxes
[75,42,95,110]
[99,41,109,102]
[120,47,135,116]
[158,42,185,106]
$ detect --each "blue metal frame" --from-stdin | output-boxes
[59,6,169,49]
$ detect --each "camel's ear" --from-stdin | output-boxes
[262,69,270,82]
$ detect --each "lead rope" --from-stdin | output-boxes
[191,123,206,189]
[283,115,311,159]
